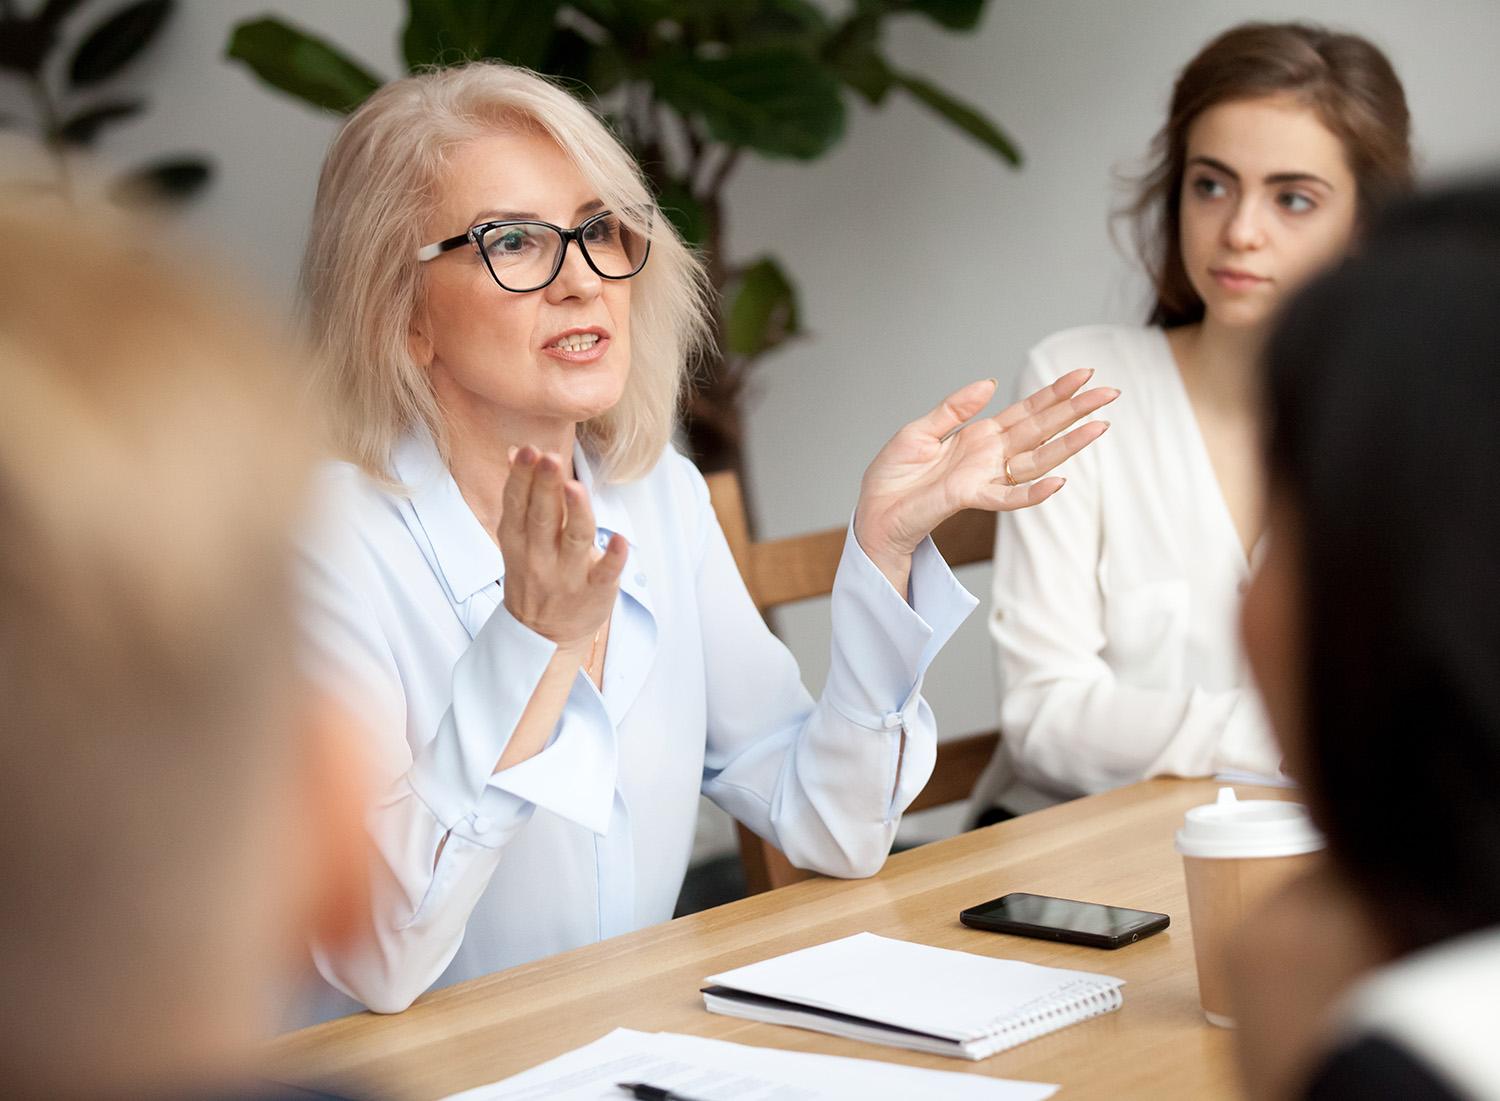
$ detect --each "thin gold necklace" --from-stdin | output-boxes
[586,623,604,684]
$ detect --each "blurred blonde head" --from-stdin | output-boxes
[303,62,713,483]
[0,201,329,1097]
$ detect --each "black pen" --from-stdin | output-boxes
[616,1082,711,1101]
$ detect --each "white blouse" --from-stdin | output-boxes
[296,433,976,1023]
[973,324,1280,815]
[1330,925,1500,1098]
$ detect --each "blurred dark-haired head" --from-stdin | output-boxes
[1244,179,1500,955]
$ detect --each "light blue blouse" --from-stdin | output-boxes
[296,433,976,1022]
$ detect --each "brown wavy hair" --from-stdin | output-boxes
[1125,22,1414,328]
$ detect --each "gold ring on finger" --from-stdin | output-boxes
[1003,456,1020,487]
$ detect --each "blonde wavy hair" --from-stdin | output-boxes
[302,62,713,484]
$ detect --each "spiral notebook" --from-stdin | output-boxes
[701,932,1124,1061]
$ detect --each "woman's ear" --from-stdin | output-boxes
[408,306,434,370]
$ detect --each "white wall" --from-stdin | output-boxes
[8,0,1497,855]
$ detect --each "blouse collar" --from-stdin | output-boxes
[391,431,636,606]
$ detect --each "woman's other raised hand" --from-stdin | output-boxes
[854,369,1118,592]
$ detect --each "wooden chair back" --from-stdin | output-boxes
[705,469,1001,894]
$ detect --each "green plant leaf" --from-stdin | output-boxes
[652,176,711,250]
[0,13,58,76]
[726,257,800,357]
[891,70,1020,165]
[582,0,659,40]
[226,18,382,115]
[650,49,844,160]
[0,0,89,75]
[110,156,212,205]
[700,0,829,50]
[822,12,893,105]
[543,27,625,97]
[53,99,144,144]
[68,0,173,87]
[402,0,561,70]
[38,0,94,31]
[906,0,986,31]
[830,46,893,104]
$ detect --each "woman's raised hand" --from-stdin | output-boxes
[498,446,626,652]
[853,369,1118,583]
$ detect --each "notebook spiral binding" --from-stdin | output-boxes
[980,979,1125,1053]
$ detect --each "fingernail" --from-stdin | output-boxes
[986,377,998,386]
[507,445,519,462]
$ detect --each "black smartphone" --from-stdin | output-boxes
[959,891,1170,949]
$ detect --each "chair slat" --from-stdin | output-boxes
[906,731,1000,814]
[748,528,846,610]
[703,470,1003,894]
[933,509,996,569]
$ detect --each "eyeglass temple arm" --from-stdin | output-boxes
[416,233,472,263]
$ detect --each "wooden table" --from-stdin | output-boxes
[271,778,1286,1099]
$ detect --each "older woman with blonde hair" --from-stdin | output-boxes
[297,60,1117,1021]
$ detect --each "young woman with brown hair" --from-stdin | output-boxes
[973,22,1414,821]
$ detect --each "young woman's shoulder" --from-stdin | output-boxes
[1027,323,1166,390]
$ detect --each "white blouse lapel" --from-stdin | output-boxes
[574,443,659,728]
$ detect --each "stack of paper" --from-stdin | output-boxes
[702,932,1124,1060]
[440,1027,1058,1100]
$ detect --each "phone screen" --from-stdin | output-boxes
[966,893,1163,938]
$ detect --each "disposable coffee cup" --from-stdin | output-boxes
[1175,787,1324,1028]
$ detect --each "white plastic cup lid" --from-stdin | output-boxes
[1174,787,1324,859]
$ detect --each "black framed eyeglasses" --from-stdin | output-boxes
[416,207,651,293]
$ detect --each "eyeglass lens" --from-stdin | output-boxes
[478,213,648,291]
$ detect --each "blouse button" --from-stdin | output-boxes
[472,815,492,834]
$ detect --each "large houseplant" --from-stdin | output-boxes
[225,0,1019,482]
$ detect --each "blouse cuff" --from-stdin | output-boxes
[825,516,977,727]
[404,601,557,829]
[1218,689,1283,778]
[486,673,617,836]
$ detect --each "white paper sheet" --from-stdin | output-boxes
[439,1027,1058,1101]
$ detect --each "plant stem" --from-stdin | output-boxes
[683,116,704,184]
[26,72,73,203]
[704,147,741,201]
[629,81,653,149]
